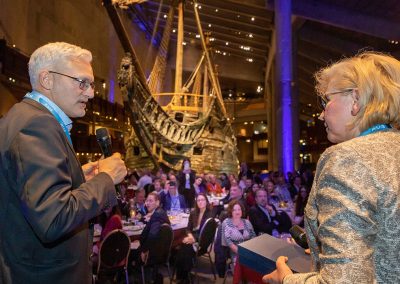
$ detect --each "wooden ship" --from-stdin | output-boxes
[105,0,238,173]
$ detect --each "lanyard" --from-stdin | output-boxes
[359,124,392,137]
[24,92,73,145]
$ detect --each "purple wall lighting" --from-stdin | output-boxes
[275,0,294,173]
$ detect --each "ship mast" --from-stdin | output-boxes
[174,0,184,102]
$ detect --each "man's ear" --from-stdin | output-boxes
[38,70,53,90]
[351,89,361,116]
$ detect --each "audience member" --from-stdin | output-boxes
[162,181,187,211]
[175,193,213,283]
[245,183,260,208]
[248,189,281,236]
[132,192,170,265]
[289,175,303,200]
[137,169,152,190]
[206,174,223,195]
[221,200,256,264]
[293,186,309,227]
[219,172,231,192]
[177,159,196,208]
[193,176,207,195]
[215,184,247,219]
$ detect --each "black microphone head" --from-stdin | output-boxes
[96,127,110,142]
[95,127,113,157]
[289,225,309,249]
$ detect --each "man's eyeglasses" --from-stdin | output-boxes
[49,71,95,91]
[317,88,357,110]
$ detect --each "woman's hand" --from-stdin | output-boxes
[230,244,238,254]
[262,256,293,284]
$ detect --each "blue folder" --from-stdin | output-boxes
[238,234,312,274]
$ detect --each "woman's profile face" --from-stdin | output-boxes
[318,80,358,143]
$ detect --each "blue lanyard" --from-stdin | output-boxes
[359,124,392,137]
[24,92,73,145]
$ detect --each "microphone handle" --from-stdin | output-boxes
[99,143,124,200]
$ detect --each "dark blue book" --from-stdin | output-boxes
[238,234,312,274]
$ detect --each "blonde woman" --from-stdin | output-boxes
[264,52,400,284]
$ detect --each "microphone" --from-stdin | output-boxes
[96,127,112,157]
[95,127,123,200]
[289,225,309,249]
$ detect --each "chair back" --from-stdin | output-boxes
[97,229,131,271]
[146,223,173,266]
[197,218,218,256]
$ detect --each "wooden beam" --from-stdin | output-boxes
[199,0,271,19]
[182,25,270,50]
[299,25,365,56]
[144,8,271,40]
[267,0,400,40]
[298,40,341,66]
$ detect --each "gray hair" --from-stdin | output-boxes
[28,42,92,88]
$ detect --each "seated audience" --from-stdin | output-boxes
[193,176,207,196]
[124,188,147,218]
[97,205,123,244]
[219,173,231,192]
[132,192,170,265]
[214,184,247,219]
[289,175,303,200]
[293,186,309,227]
[265,180,280,208]
[92,205,123,268]
[249,188,289,236]
[245,183,260,208]
[221,200,256,264]
[243,178,253,196]
[274,172,293,204]
[162,181,187,211]
[137,169,152,190]
[206,174,223,195]
[175,193,213,283]
[150,178,164,195]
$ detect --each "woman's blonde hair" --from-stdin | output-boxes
[315,51,400,132]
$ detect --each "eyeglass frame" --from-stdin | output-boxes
[318,88,357,110]
[48,71,95,91]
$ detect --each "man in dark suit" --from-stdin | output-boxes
[162,181,187,211]
[139,192,170,255]
[0,42,127,284]
[248,188,292,235]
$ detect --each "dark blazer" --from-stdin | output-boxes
[0,99,117,284]
[140,207,170,252]
[162,192,188,211]
[177,170,196,208]
[187,208,213,239]
[177,170,196,191]
[248,205,279,235]
[248,204,292,235]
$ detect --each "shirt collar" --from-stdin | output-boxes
[29,90,73,132]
